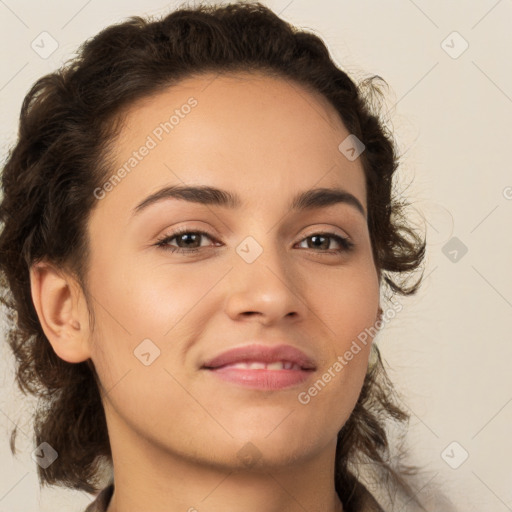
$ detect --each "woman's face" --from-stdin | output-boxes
[84,72,380,470]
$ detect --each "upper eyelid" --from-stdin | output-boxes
[156,231,354,259]
[159,227,351,244]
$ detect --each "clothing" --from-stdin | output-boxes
[82,479,385,512]
[357,485,386,512]
[84,481,114,512]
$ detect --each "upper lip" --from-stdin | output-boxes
[201,343,317,370]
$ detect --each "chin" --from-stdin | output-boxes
[227,429,321,468]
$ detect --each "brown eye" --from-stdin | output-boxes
[155,229,217,253]
[297,233,354,253]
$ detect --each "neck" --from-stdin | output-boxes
[104,416,344,512]
[107,469,344,512]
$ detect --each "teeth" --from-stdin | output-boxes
[247,362,266,370]
[229,362,252,369]
[223,361,301,370]
[266,362,284,370]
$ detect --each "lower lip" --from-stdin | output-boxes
[205,367,313,390]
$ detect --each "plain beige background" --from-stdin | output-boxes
[0,1,511,511]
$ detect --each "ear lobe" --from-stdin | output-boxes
[29,261,91,363]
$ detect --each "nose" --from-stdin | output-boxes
[223,238,307,326]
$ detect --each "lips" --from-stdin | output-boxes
[201,343,316,390]
[201,343,317,371]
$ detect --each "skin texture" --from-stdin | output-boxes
[30,72,381,512]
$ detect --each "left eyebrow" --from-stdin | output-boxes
[131,185,367,219]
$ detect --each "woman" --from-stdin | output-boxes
[0,2,428,511]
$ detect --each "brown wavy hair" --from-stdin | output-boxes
[0,2,427,510]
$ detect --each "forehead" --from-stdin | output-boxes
[97,71,367,221]
[117,70,352,153]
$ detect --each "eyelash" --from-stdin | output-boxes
[154,227,355,255]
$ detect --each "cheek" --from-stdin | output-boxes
[289,265,379,415]
[310,265,380,352]
[88,248,226,342]
[85,257,230,411]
